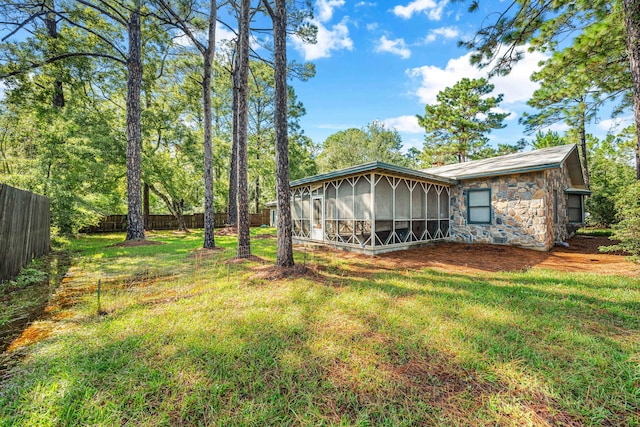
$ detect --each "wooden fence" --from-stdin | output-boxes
[83,210,271,233]
[0,184,51,282]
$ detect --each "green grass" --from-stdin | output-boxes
[577,227,614,237]
[1,229,639,426]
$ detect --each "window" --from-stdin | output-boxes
[567,194,583,223]
[467,189,491,224]
[553,190,558,224]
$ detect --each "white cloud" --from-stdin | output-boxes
[403,137,423,151]
[216,25,236,45]
[375,36,411,59]
[406,46,548,106]
[382,115,423,133]
[423,26,459,44]
[597,115,634,134]
[293,17,353,60]
[366,22,379,31]
[316,0,345,22]
[356,1,376,7]
[392,0,449,20]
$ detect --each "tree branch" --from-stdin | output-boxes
[54,13,127,59]
[157,0,207,55]
[75,0,126,26]
[0,52,126,78]
[1,12,46,42]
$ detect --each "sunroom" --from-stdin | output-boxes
[290,162,456,254]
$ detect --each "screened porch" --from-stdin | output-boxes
[291,168,452,253]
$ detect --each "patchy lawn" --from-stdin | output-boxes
[0,229,638,426]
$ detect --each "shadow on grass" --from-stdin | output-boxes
[0,251,72,354]
[310,263,639,423]
[0,293,525,426]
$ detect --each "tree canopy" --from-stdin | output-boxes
[316,121,409,172]
[417,77,509,165]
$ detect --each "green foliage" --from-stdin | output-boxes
[317,120,408,172]
[530,130,567,149]
[417,77,508,165]
[462,1,613,76]
[600,181,640,261]
[586,132,636,226]
[0,73,125,234]
[474,139,527,159]
[10,268,47,288]
[520,6,628,136]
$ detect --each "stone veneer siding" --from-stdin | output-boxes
[544,164,574,245]
[449,171,551,251]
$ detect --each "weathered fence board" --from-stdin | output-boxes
[0,184,51,282]
[83,210,271,233]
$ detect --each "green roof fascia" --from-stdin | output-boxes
[290,161,457,188]
[564,187,592,195]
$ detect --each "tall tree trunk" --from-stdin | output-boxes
[45,0,64,108]
[175,199,187,231]
[624,0,640,180]
[143,182,150,229]
[255,176,260,213]
[125,0,145,240]
[202,0,217,248]
[578,100,590,188]
[236,0,251,258]
[267,0,294,267]
[228,66,239,226]
[254,127,261,214]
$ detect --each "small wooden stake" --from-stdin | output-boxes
[97,279,101,314]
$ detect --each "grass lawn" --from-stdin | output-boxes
[0,229,638,426]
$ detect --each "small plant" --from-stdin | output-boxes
[12,267,47,287]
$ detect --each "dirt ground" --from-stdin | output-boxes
[317,235,640,278]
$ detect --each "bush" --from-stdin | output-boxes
[7,267,47,288]
[586,194,618,227]
[600,181,640,262]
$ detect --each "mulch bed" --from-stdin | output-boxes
[216,226,237,236]
[298,235,639,277]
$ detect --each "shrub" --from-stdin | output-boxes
[600,181,640,262]
[586,194,618,227]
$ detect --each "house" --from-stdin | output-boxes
[289,144,590,254]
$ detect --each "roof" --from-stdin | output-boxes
[421,144,586,187]
[290,161,457,188]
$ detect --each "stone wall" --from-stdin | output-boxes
[449,171,551,251]
[544,165,574,245]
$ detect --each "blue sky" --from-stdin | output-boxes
[282,0,634,153]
